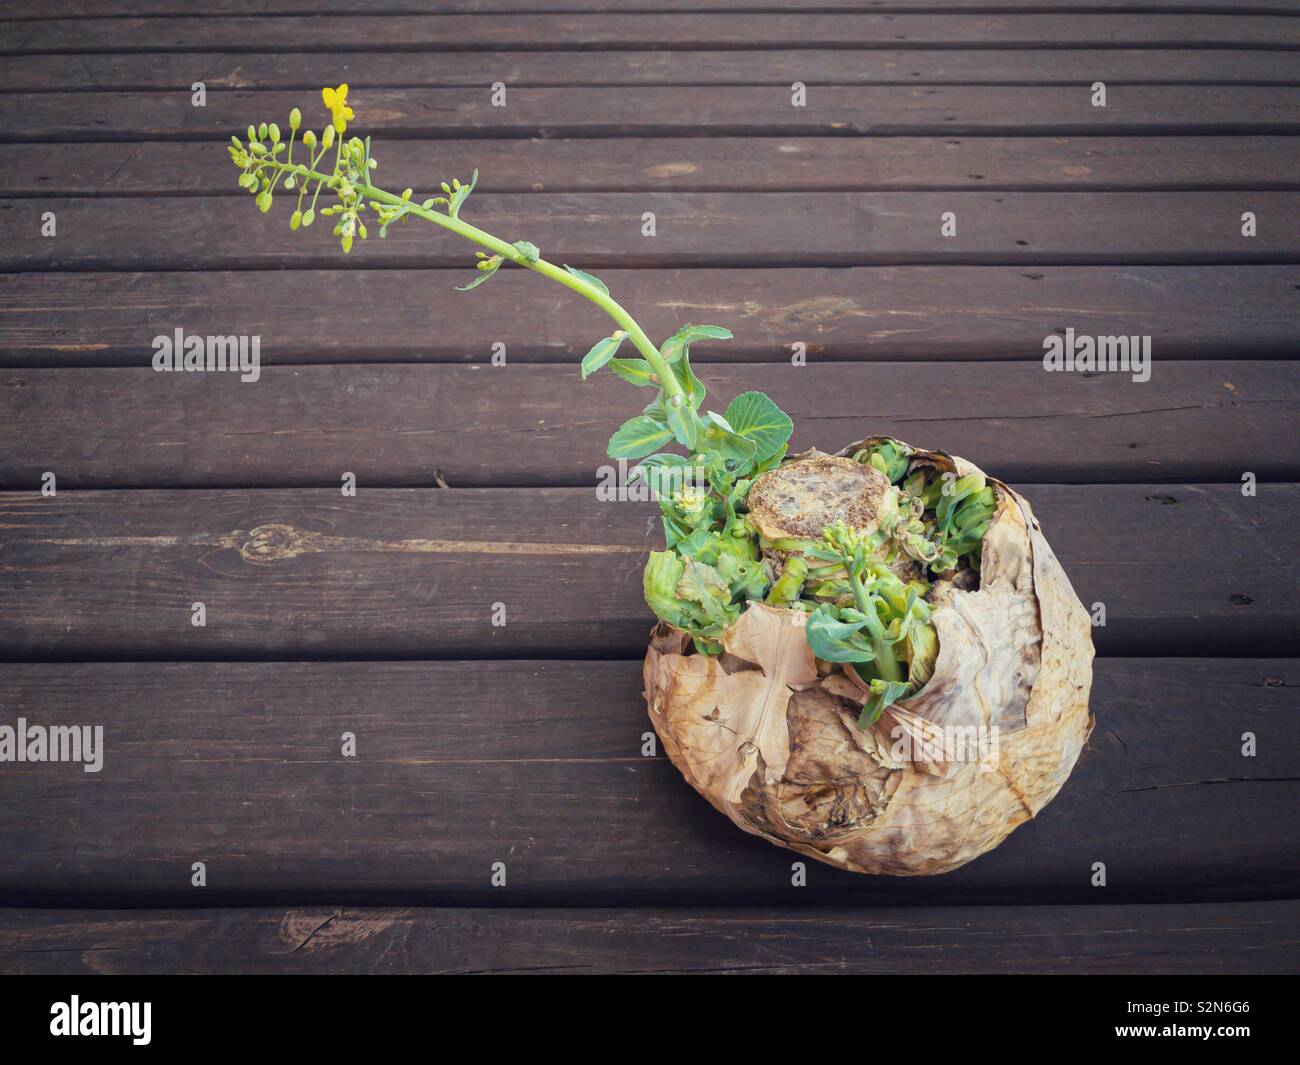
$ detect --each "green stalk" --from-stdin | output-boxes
[850,571,904,683]
[871,640,904,683]
[258,158,684,402]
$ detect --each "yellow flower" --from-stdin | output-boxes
[321,84,354,133]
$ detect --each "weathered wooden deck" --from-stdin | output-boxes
[0,1,1297,975]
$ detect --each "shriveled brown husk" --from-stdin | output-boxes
[643,438,1094,876]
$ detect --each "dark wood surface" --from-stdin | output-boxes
[5,14,1298,52]
[1,485,1294,658]
[6,0,1299,15]
[0,658,1295,907]
[1,901,1296,975]
[0,1,1296,975]
[4,50,1299,92]
[3,267,1295,365]
[4,361,1296,486]
[8,86,1300,139]
[8,138,1300,195]
[5,192,1298,270]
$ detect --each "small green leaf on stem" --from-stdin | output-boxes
[563,265,609,296]
[581,332,628,379]
[671,350,706,407]
[447,169,478,219]
[665,395,700,450]
[608,414,676,459]
[661,323,734,363]
[456,254,502,291]
[608,358,658,387]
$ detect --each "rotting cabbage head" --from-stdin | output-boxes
[643,437,1094,876]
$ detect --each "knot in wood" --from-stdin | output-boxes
[242,523,310,563]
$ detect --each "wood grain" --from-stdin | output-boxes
[1,0,1296,977]
[6,86,1300,141]
[1,900,1296,975]
[0,657,1293,906]
[9,137,1299,196]
[3,192,1296,270]
[6,0,1298,17]
[5,14,1297,53]
[4,49,1298,92]
[2,361,1294,488]
[3,267,1293,366]
[0,485,1292,659]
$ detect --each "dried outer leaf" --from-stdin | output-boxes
[644,438,1094,876]
[743,686,903,845]
[882,492,1040,776]
[644,603,817,817]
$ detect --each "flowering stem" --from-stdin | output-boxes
[259,158,684,402]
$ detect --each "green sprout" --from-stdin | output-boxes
[229,91,996,729]
[229,89,798,658]
[804,522,938,726]
[231,93,789,454]
[854,440,909,484]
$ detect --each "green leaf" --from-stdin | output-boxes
[563,265,609,296]
[630,452,688,474]
[455,256,501,291]
[805,605,875,664]
[664,399,699,450]
[447,169,477,219]
[675,559,739,631]
[608,415,675,460]
[608,358,658,387]
[676,528,724,565]
[858,440,909,484]
[643,551,690,629]
[700,410,758,463]
[673,324,733,344]
[626,452,691,496]
[723,391,794,463]
[754,443,788,475]
[659,323,733,364]
[858,679,911,729]
[671,350,706,407]
[512,240,540,264]
[717,552,770,602]
[580,333,628,379]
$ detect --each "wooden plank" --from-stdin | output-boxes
[3,193,1296,271]
[9,137,1299,196]
[6,86,1299,141]
[2,267,1294,366]
[1,900,1296,975]
[3,362,1295,488]
[0,485,1292,658]
[3,49,1298,92]
[0,657,1294,906]
[5,14,1298,53]
[6,1,1299,18]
